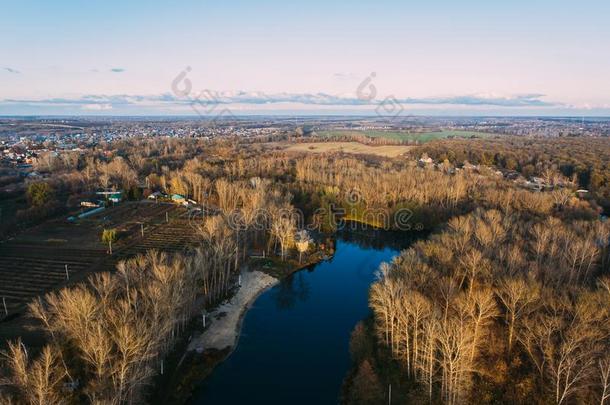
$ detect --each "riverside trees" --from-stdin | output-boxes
[368,196,610,404]
[295,230,312,264]
[9,251,200,404]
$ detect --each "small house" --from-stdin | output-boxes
[96,190,123,204]
[80,200,103,208]
[108,192,122,203]
[171,194,186,204]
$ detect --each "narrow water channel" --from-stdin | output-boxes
[191,229,415,404]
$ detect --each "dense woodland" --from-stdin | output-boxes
[1,135,609,404]
[416,137,610,212]
[347,182,610,403]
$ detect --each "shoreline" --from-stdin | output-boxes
[157,269,280,404]
[187,254,328,357]
[199,257,327,355]
[162,253,330,404]
[187,269,279,353]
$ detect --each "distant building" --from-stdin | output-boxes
[96,190,123,203]
[68,206,106,222]
[171,194,186,204]
[80,200,104,208]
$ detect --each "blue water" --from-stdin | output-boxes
[191,233,404,404]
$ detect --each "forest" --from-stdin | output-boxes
[0,134,609,404]
[416,136,610,212]
[345,160,610,403]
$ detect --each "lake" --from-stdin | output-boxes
[191,228,415,404]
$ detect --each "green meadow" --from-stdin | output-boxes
[318,129,493,143]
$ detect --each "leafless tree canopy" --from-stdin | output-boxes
[370,205,610,404]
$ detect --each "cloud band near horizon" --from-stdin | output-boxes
[1,92,559,109]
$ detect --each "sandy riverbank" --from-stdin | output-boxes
[159,256,328,404]
[187,270,278,352]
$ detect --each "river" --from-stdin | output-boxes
[191,227,416,404]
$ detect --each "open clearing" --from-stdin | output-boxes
[318,129,494,143]
[282,142,411,157]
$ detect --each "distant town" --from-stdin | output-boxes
[2,115,609,169]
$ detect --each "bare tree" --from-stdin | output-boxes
[599,357,610,405]
[270,207,296,261]
[294,230,312,264]
[0,341,67,405]
[464,288,497,363]
[496,277,540,353]
[437,313,475,405]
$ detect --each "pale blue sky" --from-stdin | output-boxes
[2,0,610,115]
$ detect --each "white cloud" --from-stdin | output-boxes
[81,103,113,111]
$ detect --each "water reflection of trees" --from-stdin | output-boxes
[270,224,424,309]
[273,271,311,309]
[336,222,425,251]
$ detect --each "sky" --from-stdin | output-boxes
[1,0,610,116]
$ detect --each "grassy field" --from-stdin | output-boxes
[318,129,493,143]
[282,142,411,157]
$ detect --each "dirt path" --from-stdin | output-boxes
[188,270,278,352]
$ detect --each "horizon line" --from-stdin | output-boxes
[2,114,610,119]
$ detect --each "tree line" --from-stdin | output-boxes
[416,136,610,212]
[363,193,610,404]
